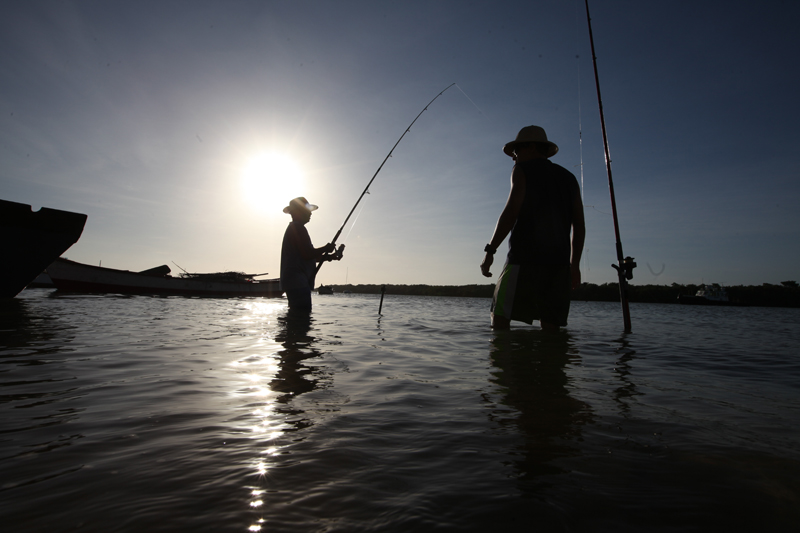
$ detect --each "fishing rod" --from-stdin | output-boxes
[315,83,456,275]
[584,0,636,333]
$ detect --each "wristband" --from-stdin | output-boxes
[484,244,496,254]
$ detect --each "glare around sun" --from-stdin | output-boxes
[242,153,304,214]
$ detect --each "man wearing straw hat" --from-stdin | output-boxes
[280,197,340,309]
[480,126,585,331]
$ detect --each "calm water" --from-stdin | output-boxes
[2,290,799,532]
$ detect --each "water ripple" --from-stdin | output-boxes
[0,291,798,531]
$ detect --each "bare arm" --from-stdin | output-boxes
[480,167,526,277]
[570,186,586,289]
[288,224,335,261]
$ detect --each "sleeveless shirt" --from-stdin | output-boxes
[507,158,580,266]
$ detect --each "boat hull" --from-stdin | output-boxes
[677,295,735,306]
[47,258,283,297]
[1,199,87,298]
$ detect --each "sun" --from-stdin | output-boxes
[241,152,304,214]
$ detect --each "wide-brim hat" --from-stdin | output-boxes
[503,125,559,158]
[283,197,318,214]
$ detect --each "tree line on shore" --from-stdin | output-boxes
[319,281,800,308]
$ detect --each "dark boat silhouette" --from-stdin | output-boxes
[47,258,282,297]
[1,199,87,298]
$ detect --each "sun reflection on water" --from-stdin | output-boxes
[234,306,325,532]
[230,301,289,532]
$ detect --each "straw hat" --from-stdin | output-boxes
[283,197,318,214]
[503,125,559,158]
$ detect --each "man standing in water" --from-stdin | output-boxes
[280,197,341,310]
[480,126,585,331]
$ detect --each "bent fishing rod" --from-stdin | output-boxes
[585,0,636,333]
[315,83,456,275]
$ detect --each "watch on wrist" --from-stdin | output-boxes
[484,244,496,254]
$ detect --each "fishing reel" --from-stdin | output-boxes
[324,244,345,262]
[612,256,637,281]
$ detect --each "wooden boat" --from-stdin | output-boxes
[1,199,87,298]
[26,272,56,288]
[47,258,282,297]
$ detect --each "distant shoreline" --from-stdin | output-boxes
[318,282,800,308]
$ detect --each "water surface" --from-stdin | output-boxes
[1,291,799,531]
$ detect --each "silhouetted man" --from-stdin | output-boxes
[480,126,585,331]
[280,197,340,309]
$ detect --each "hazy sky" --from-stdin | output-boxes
[3,1,798,287]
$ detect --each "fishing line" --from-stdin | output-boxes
[585,205,612,216]
[578,116,584,202]
[575,0,587,274]
[646,263,665,277]
[329,84,481,256]
[454,83,487,118]
[341,192,369,244]
[574,0,585,202]
[315,83,457,275]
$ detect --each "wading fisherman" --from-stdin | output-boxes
[280,197,341,310]
[480,126,585,331]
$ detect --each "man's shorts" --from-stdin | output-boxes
[491,263,572,326]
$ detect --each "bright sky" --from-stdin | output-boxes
[2,1,798,287]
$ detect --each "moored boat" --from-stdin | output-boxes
[1,199,87,298]
[678,284,734,306]
[26,272,56,288]
[47,258,282,297]
[317,285,333,295]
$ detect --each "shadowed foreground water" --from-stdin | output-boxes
[1,290,799,531]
